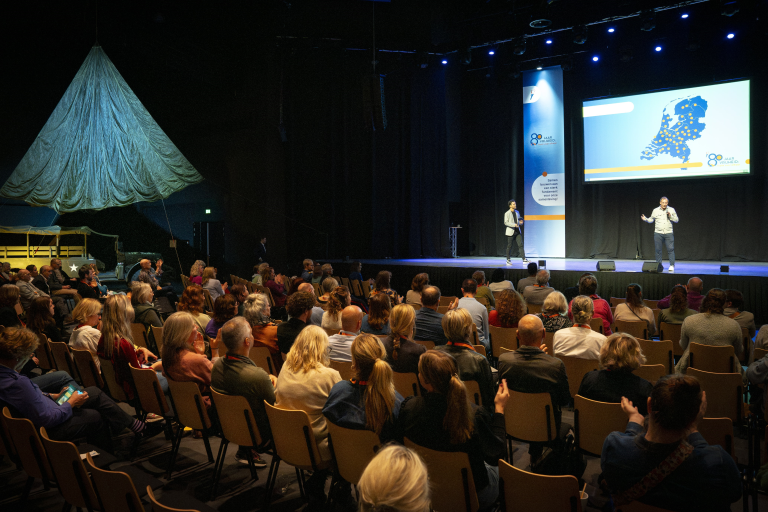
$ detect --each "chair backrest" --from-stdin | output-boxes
[203,288,216,311]
[527,303,542,314]
[72,348,104,388]
[167,378,212,431]
[327,421,381,486]
[685,368,743,422]
[404,438,479,512]
[34,333,54,370]
[329,360,353,381]
[658,322,683,356]
[414,339,435,351]
[85,452,143,512]
[350,280,364,297]
[340,277,351,289]
[99,356,129,402]
[632,364,667,385]
[463,380,483,407]
[489,325,518,358]
[644,299,660,309]
[613,320,647,340]
[256,285,275,307]
[504,390,557,443]
[39,427,99,510]
[755,347,768,361]
[652,309,661,331]
[323,326,338,337]
[130,323,148,349]
[698,417,735,459]
[437,305,450,315]
[129,365,171,417]
[555,355,600,401]
[475,296,489,307]
[211,389,264,447]
[150,326,164,353]
[248,346,277,375]
[473,344,487,357]
[573,395,627,457]
[688,343,734,374]
[589,318,603,334]
[610,297,625,307]
[637,339,674,374]
[498,458,581,512]
[264,401,324,470]
[147,486,201,512]
[408,303,423,311]
[50,340,78,379]
[312,282,322,297]
[492,290,502,303]
[392,371,421,398]
[439,296,458,307]
[543,332,555,356]
[2,407,53,481]
[740,327,751,365]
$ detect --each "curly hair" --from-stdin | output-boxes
[572,295,594,324]
[496,289,526,327]
[286,291,315,318]
[599,333,646,372]
[327,286,350,318]
[0,327,39,360]
[700,288,726,315]
[177,285,206,315]
[411,273,430,292]
[668,285,688,314]
[212,294,238,324]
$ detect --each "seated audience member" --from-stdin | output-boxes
[489,289,526,330]
[568,274,614,335]
[361,293,392,336]
[69,298,102,370]
[348,261,364,284]
[131,282,163,332]
[601,375,742,511]
[371,270,401,306]
[613,283,657,338]
[27,296,61,344]
[300,259,314,282]
[252,262,269,286]
[132,258,178,307]
[242,293,281,371]
[522,269,554,305]
[488,268,513,292]
[554,295,607,360]
[382,304,427,375]
[657,277,705,311]
[436,309,495,409]
[297,282,324,325]
[0,327,160,450]
[323,333,404,443]
[261,266,287,311]
[748,351,768,388]
[212,316,275,466]
[275,325,342,500]
[321,263,334,280]
[458,278,490,350]
[205,294,237,340]
[578,333,653,415]
[202,266,227,302]
[675,288,744,376]
[724,289,755,338]
[327,306,363,362]
[276,291,314,354]
[356,444,430,512]
[756,325,768,351]
[230,284,248,316]
[399,350,508,509]
[562,272,593,304]
[48,258,80,301]
[534,291,573,332]
[189,260,205,285]
[26,265,39,279]
[88,264,108,296]
[321,286,351,331]
[317,277,338,306]
[516,262,538,293]
[658,285,699,326]
[287,277,305,296]
[0,285,24,328]
[311,263,324,284]
[0,262,14,284]
[413,286,453,346]
[498,315,571,460]
[406,273,429,306]
[32,266,67,321]
[177,285,213,334]
[75,265,100,299]
[472,270,496,311]
[16,269,50,311]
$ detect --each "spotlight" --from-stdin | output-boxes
[573,25,588,45]
[592,55,599,62]
[721,1,739,17]
[441,59,448,64]
[640,10,656,31]
[655,46,662,52]
[727,33,735,39]
[460,48,472,65]
[488,50,495,55]
[608,27,615,33]
[513,37,526,55]
[546,39,552,44]
[537,63,543,70]
[681,13,689,18]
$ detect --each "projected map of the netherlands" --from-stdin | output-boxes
[640,96,708,164]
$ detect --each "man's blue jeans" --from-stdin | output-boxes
[654,232,675,266]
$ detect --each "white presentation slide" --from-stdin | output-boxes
[582,80,750,183]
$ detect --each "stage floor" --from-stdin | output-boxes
[356,257,768,278]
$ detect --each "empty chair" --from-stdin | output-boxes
[392,371,421,398]
[249,345,278,375]
[329,360,353,381]
[85,453,144,512]
[637,339,674,374]
[490,325,518,357]
[503,390,557,463]
[130,323,148,349]
[34,334,54,370]
[633,364,667,385]
[404,438,479,512]
[556,355,599,401]
[526,303,542,314]
[2,407,54,501]
[688,343,735,374]
[151,326,164,353]
[99,357,129,402]
[72,348,104,388]
[589,318,604,334]
[327,422,381,486]
[498,459,582,512]
[50,340,78,379]
[613,320,648,341]
[698,417,736,460]
[685,368,743,422]
[166,378,216,478]
[610,297,625,308]
[464,380,483,407]
[573,395,627,457]
[147,487,202,512]
[658,322,683,356]
[644,299,660,310]
[40,427,100,512]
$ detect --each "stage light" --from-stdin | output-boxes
[537,63,543,70]
[655,46,662,52]
[488,50,495,55]
[681,13,689,18]
[592,56,599,62]
[727,33,735,39]
[205,209,211,214]
[608,27,615,33]
[513,37,526,55]
[546,39,552,44]
[640,10,656,31]
[441,59,448,64]
[573,25,588,44]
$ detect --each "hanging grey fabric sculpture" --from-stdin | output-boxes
[1,46,203,213]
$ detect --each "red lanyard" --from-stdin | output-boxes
[351,379,368,386]
[575,324,591,329]
[446,341,476,351]
[534,284,546,288]
[76,324,88,330]
[226,355,240,361]
[542,314,559,318]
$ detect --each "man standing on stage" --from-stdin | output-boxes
[641,196,679,272]
[504,200,527,265]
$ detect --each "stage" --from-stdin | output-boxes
[348,257,768,326]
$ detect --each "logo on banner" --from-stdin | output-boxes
[523,86,540,104]
[529,133,557,146]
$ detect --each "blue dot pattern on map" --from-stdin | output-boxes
[640,95,708,164]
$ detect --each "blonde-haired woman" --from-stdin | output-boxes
[190,260,206,285]
[70,298,103,370]
[357,444,430,512]
[382,304,426,375]
[201,267,227,301]
[275,325,341,501]
[399,350,509,509]
[534,291,573,333]
[577,332,653,415]
[323,334,404,443]
[552,295,607,360]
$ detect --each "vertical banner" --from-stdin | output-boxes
[522,66,566,257]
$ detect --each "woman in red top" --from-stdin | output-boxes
[489,289,527,328]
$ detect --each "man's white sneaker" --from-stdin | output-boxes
[668,265,675,272]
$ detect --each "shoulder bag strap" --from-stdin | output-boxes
[614,440,694,506]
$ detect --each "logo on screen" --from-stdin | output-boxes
[530,133,543,145]
[522,86,540,104]
[707,153,722,167]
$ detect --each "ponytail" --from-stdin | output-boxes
[364,359,396,435]
[389,304,415,361]
[444,374,474,444]
[392,336,401,360]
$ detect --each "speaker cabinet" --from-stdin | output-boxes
[642,261,662,273]
[596,261,616,271]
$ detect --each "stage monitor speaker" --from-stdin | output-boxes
[720,265,729,273]
[642,261,662,273]
[596,261,615,271]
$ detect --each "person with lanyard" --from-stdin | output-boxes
[381,305,426,376]
[641,196,679,272]
[435,309,495,410]
[327,306,364,363]
[534,291,573,333]
[504,199,527,265]
[568,274,613,336]
[555,295,607,360]
[522,269,555,305]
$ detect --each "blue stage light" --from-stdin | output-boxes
[488,50,495,55]
[727,33,735,39]
[681,13,689,18]
[546,39,552,44]
[592,56,599,62]
[441,59,448,64]
[608,28,615,33]
[655,46,662,52]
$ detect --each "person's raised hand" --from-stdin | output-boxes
[449,297,460,310]
[641,214,647,221]
[539,343,549,354]
[494,379,510,414]
[222,282,228,290]
[621,396,644,425]
[67,390,89,408]
[156,259,163,268]
[210,329,221,353]
[269,374,278,388]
